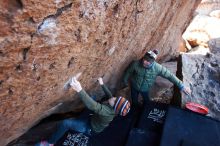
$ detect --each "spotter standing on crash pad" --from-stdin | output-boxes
[122,49,191,109]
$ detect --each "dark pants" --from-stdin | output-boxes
[48,117,92,144]
[131,86,149,109]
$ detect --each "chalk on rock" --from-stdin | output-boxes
[63,72,82,91]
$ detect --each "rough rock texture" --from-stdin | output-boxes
[209,38,220,51]
[195,0,220,16]
[183,0,220,48]
[180,49,220,120]
[183,15,220,47]
[182,0,220,117]
[149,61,177,104]
[0,0,200,145]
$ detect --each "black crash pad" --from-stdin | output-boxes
[125,128,160,146]
[137,101,168,133]
[55,111,135,146]
[160,107,220,146]
[89,112,134,146]
[55,130,90,146]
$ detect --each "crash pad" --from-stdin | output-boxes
[55,109,135,146]
[137,101,168,133]
[160,107,220,146]
[125,128,160,146]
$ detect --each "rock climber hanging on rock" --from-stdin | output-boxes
[36,76,131,146]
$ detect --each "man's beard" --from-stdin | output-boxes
[143,61,152,68]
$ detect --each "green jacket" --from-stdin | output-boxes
[78,84,115,133]
[123,60,183,92]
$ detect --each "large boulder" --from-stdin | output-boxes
[180,48,220,120]
[0,0,201,145]
[195,0,220,16]
[183,15,220,47]
[209,37,220,53]
[183,0,220,48]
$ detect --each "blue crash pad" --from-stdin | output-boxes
[160,107,220,146]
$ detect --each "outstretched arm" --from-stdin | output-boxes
[159,65,183,88]
[70,77,101,112]
[98,77,113,99]
[158,65,191,95]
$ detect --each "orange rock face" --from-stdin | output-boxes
[0,0,200,145]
